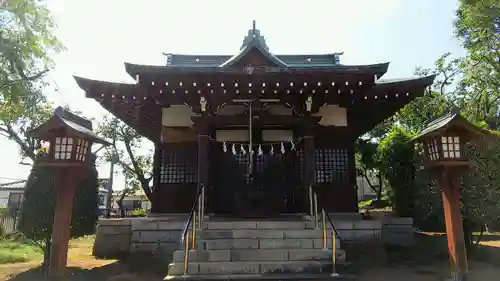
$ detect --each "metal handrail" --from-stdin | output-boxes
[309,185,341,276]
[309,185,341,241]
[180,183,205,276]
[323,207,341,241]
[180,183,204,243]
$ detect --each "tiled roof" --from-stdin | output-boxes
[411,112,489,141]
[0,179,27,190]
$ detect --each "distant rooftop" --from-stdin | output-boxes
[0,179,26,190]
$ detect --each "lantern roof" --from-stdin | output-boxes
[28,107,110,145]
[412,111,489,142]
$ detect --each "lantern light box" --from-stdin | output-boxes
[412,112,488,168]
[28,106,110,167]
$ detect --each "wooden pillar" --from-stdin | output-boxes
[49,169,84,277]
[347,142,358,212]
[197,123,210,211]
[151,143,161,208]
[302,121,315,216]
[439,168,468,281]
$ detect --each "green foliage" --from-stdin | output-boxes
[355,138,382,197]
[97,116,153,200]
[413,136,500,233]
[396,54,460,132]
[18,153,99,251]
[377,126,417,217]
[0,0,63,163]
[461,137,500,225]
[131,208,147,217]
[454,0,500,126]
[0,236,42,264]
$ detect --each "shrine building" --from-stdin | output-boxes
[74,22,434,217]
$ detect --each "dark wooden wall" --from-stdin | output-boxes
[151,125,358,214]
[151,142,198,213]
[309,126,357,213]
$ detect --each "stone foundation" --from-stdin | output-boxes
[380,217,414,246]
[93,214,412,259]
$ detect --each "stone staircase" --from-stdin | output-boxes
[166,218,354,280]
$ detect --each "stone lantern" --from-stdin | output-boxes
[29,107,109,167]
[28,106,110,277]
[412,111,489,281]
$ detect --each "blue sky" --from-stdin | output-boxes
[0,0,465,188]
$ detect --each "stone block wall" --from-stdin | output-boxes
[93,216,187,258]
[92,215,412,259]
[326,219,382,242]
[93,219,132,258]
[379,217,414,246]
[130,218,185,257]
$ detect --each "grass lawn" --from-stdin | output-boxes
[0,238,42,264]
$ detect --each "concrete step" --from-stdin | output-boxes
[173,249,346,262]
[199,229,332,239]
[199,238,340,250]
[167,260,350,275]
[203,221,315,230]
[164,273,357,280]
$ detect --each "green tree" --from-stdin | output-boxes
[454,0,500,126]
[97,116,153,201]
[18,152,99,271]
[0,0,64,163]
[377,126,417,217]
[355,138,383,199]
[413,135,500,249]
[396,53,461,132]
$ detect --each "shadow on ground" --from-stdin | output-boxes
[7,233,500,281]
[8,253,168,281]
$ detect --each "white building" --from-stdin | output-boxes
[0,179,26,209]
[356,174,379,201]
[110,189,151,211]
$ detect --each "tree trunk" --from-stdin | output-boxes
[377,172,383,199]
[474,223,486,247]
[42,240,51,275]
[117,195,126,218]
[462,218,474,253]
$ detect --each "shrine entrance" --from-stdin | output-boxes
[212,146,305,217]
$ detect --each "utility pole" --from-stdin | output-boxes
[105,121,117,217]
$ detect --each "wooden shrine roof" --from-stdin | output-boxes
[74,74,435,142]
[164,53,342,68]
[73,22,436,142]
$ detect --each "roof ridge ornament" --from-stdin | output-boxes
[240,20,269,50]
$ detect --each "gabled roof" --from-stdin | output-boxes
[412,112,489,141]
[219,37,288,67]
[161,21,343,69]
[28,107,110,145]
[163,53,342,67]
